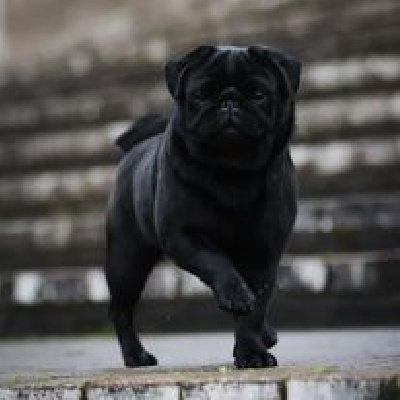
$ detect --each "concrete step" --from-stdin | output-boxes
[1,195,400,270]
[1,76,400,136]
[1,286,400,335]
[1,122,400,175]
[3,0,400,84]
[0,367,399,400]
[1,161,400,219]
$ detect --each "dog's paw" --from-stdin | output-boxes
[214,276,256,315]
[233,332,278,368]
[124,350,158,368]
[234,348,277,369]
[262,326,278,349]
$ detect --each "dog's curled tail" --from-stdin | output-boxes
[115,114,168,153]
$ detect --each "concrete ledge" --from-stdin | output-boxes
[0,366,399,400]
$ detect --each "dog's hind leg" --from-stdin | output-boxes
[105,223,160,367]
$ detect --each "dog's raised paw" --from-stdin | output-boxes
[215,276,256,315]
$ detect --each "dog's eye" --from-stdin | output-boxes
[251,91,268,101]
[192,90,208,101]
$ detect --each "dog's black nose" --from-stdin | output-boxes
[221,99,239,112]
[220,87,241,125]
[220,87,241,115]
[220,87,241,110]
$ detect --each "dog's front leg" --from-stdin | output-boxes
[166,236,256,315]
[233,265,279,368]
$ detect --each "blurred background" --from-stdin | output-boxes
[0,0,399,337]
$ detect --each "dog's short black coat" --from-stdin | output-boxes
[105,45,301,368]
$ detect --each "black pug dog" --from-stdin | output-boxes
[105,45,301,368]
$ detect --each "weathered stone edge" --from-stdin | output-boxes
[0,367,399,400]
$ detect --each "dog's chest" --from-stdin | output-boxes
[202,171,296,259]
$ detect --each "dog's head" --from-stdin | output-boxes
[166,45,301,170]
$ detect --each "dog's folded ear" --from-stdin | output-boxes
[165,45,215,99]
[248,45,301,94]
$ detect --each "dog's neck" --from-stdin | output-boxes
[164,111,292,210]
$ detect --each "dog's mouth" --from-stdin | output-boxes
[218,118,242,136]
[215,112,264,144]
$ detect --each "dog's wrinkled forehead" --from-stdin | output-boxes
[165,45,301,99]
[192,46,253,79]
